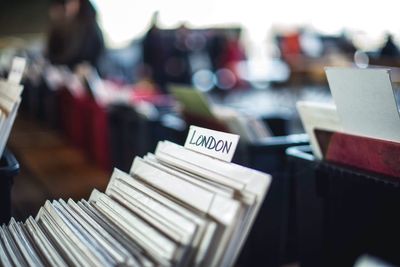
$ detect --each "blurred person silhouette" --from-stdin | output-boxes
[208,28,246,90]
[46,0,105,70]
[337,29,356,55]
[380,33,400,58]
[167,23,191,85]
[208,30,227,73]
[142,11,168,92]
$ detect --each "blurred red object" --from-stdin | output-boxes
[58,87,111,170]
[316,129,400,178]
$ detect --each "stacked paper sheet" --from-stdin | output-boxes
[0,140,271,267]
[0,57,26,156]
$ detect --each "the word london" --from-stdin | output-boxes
[189,131,232,154]
[184,126,240,162]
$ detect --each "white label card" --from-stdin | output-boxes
[8,57,26,85]
[184,125,240,162]
[326,67,400,142]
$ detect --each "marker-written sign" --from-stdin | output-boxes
[184,125,240,162]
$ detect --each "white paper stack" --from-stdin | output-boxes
[297,67,400,159]
[0,57,26,157]
[0,139,271,267]
[296,101,342,159]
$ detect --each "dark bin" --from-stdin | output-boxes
[286,145,323,267]
[108,105,188,172]
[286,145,400,267]
[261,113,291,137]
[108,104,153,172]
[237,135,309,267]
[315,162,400,267]
[0,148,20,224]
[151,113,187,147]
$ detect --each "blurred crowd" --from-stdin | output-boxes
[1,0,399,94]
[47,0,104,69]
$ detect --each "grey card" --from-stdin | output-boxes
[326,67,400,142]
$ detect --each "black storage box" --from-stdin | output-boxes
[237,135,309,267]
[286,145,400,267]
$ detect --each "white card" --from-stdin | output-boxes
[297,101,342,159]
[8,57,26,85]
[184,125,239,162]
[326,67,400,142]
[24,216,68,267]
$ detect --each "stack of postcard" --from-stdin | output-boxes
[0,134,271,267]
[0,57,26,157]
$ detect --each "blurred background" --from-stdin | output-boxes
[1,0,400,266]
